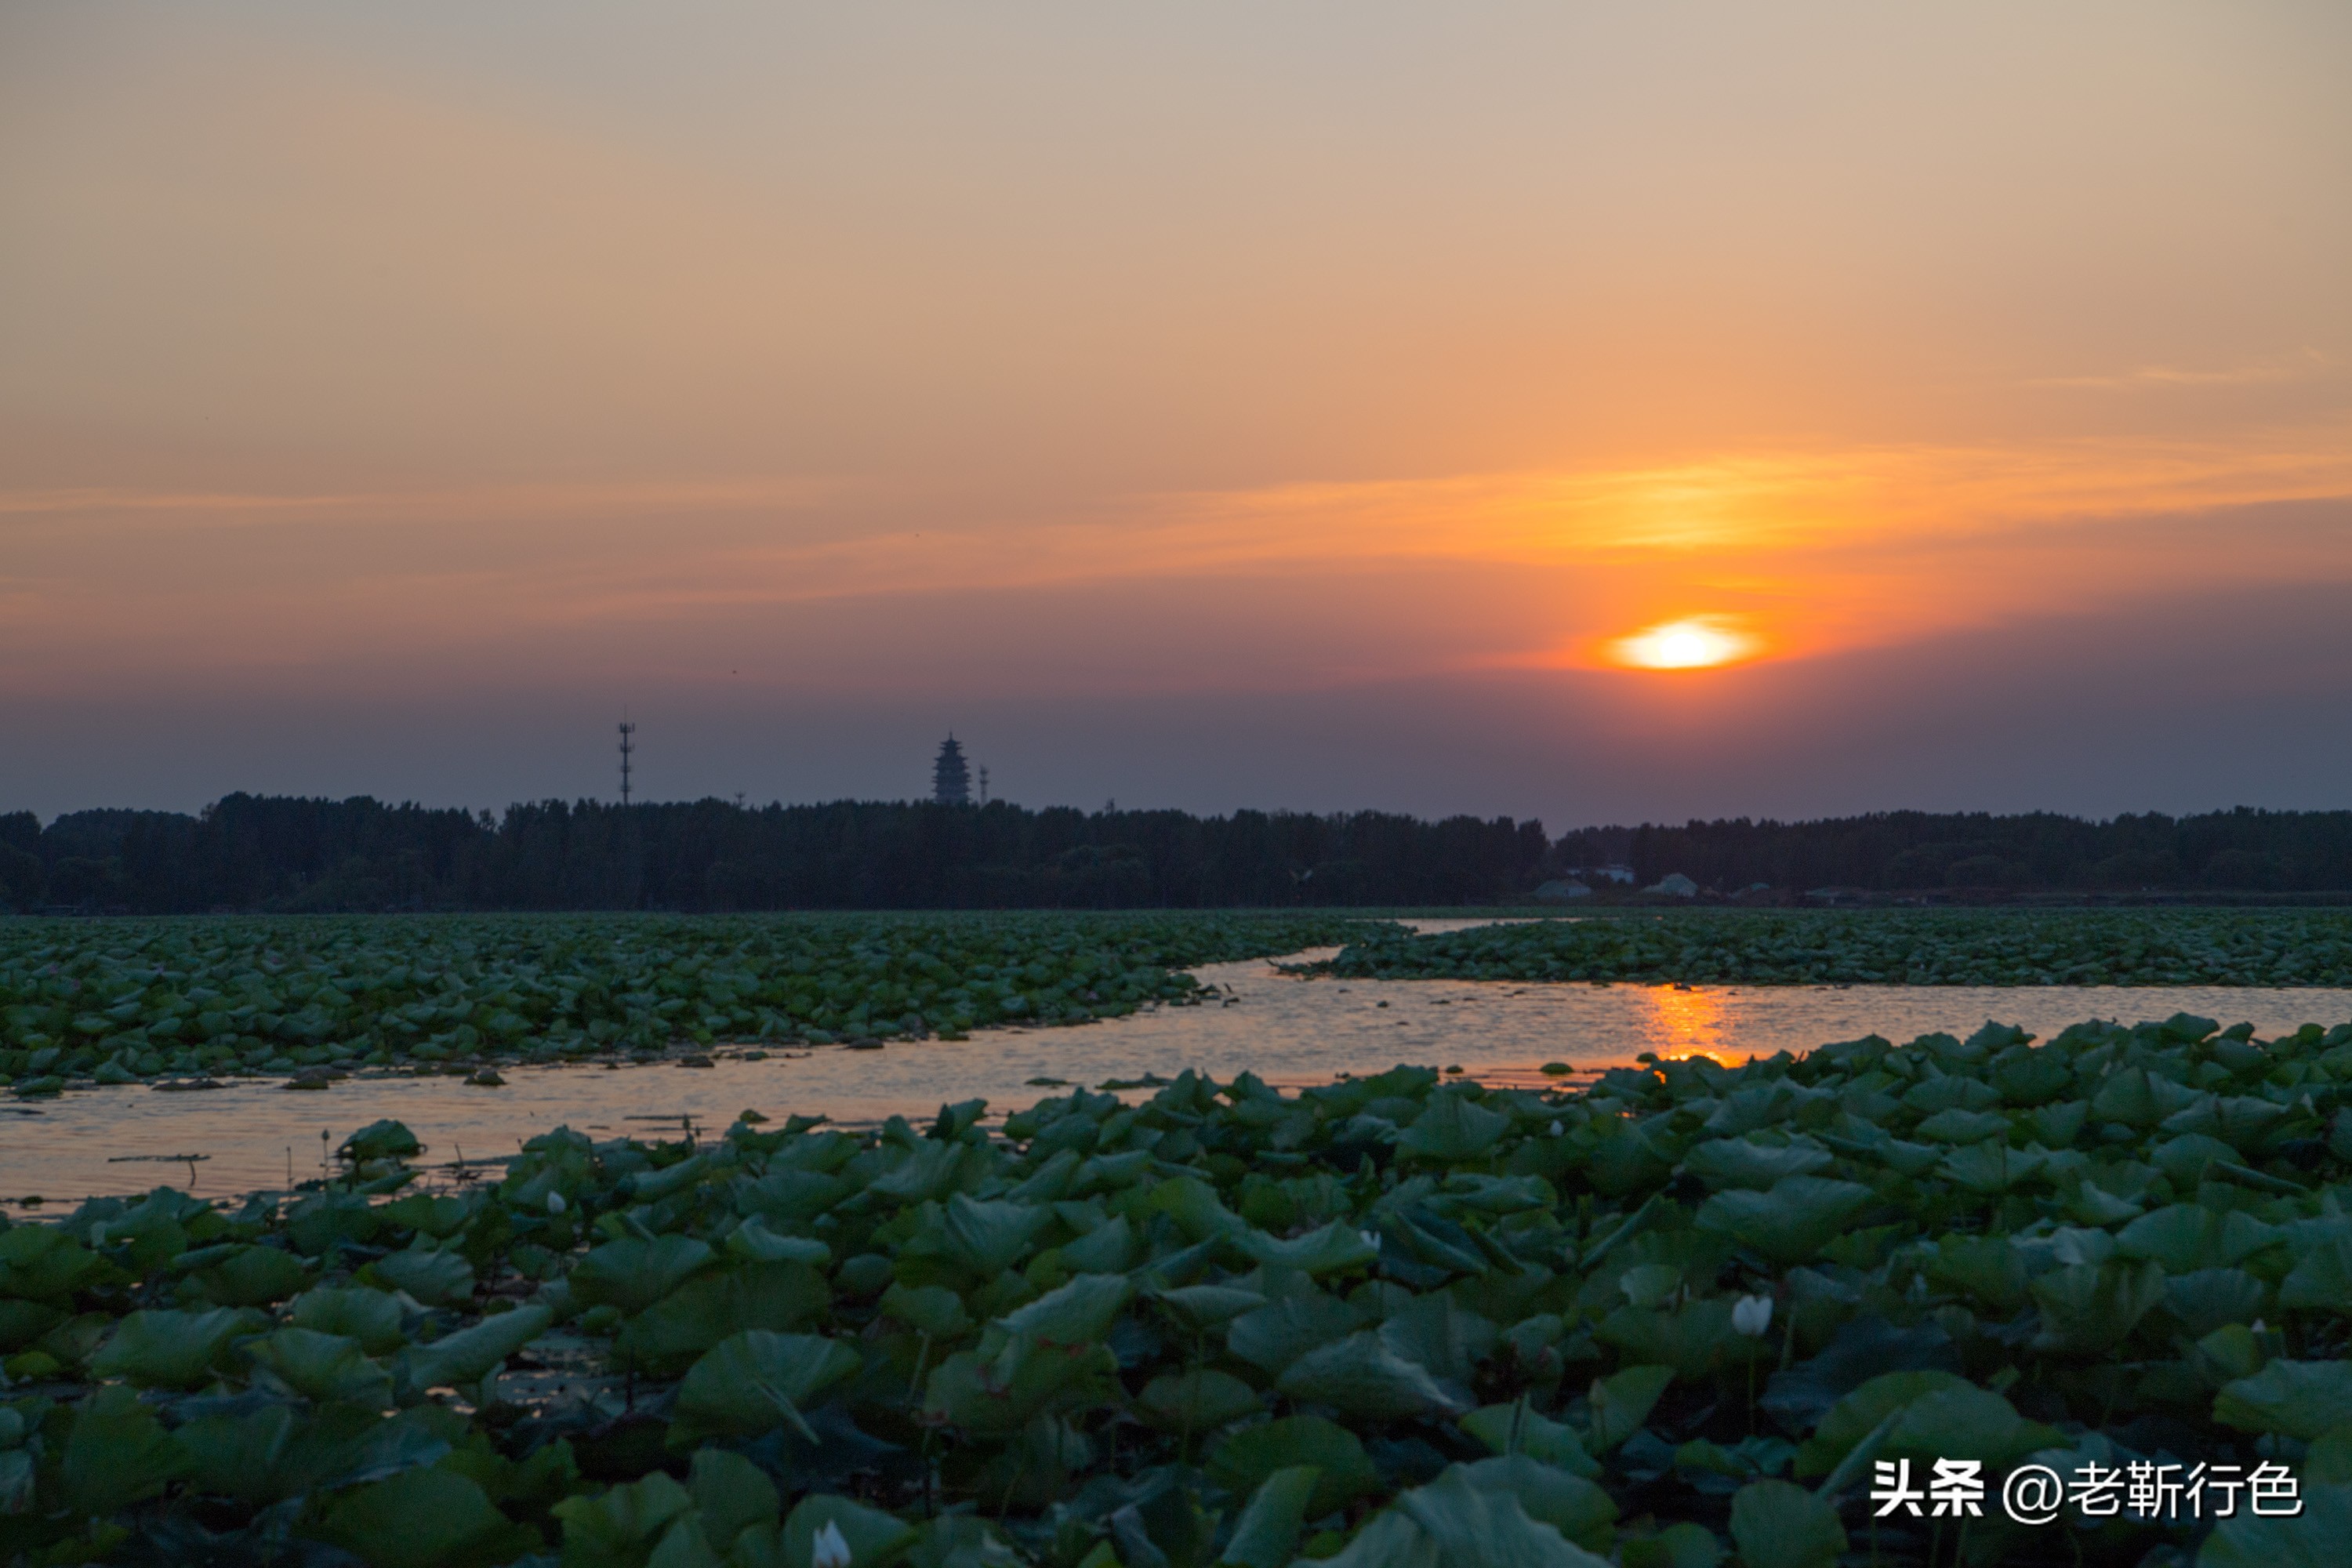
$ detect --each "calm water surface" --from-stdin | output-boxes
[9,922,2350,1200]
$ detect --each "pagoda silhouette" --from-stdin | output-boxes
[931,735,972,806]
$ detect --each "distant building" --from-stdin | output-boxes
[1573,864,1637,885]
[1534,880,1592,902]
[1643,872,1700,898]
[932,735,973,805]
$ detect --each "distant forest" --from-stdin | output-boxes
[0,796,2347,913]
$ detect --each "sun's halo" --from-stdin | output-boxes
[1607,615,1759,670]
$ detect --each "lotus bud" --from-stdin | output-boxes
[1548,1120,1563,1137]
[1360,1229,1381,1254]
[811,1520,854,1568]
[546,1191,567,1215]
[1731,1294,1774,1337]
[2251,1318,2267,1336]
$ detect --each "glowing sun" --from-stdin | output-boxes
[1606,615,1759,670]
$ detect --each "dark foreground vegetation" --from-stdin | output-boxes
[1322,911,2352,989]
[5,797,2352,915]
[0,915,1373,1091]
[5,1013,2349,1565]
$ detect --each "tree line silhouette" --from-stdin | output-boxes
[1,796,2346,913]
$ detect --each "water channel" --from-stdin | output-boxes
[9,922,2350,1201]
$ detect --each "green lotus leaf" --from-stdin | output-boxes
[2118,1206,2283,1273]
[2197,1481,2352,1568]
[1461,1404,1601,1477]
[931,1193,1051,1276]
[1322,1465,1613,1568]
[1398,1095,1513,1161]
[339,1120,422,1162]
[2090,1069,2200,1130]
[1679,1138,1831,1191]
[1937,1142,2046,1193]
[728,1216,832,1266]
[379,1192,473,1239]
[1151,1176,1245,1241]
[1696,1177,1874,1267]
[1380,1291,1499,1384]
[879,1283,973,1338]
[617,1261,831,1373]
[1926,1235,2029,1312]
[242,1327,394,1407]
[2278,1230,2352,1311]
[690,1447,781,1557]
[1234,1219,1380,1276]
[1461,1455,1618,1552]
[185,1243,311,1307]
[672,1330,863,1444]
[0,1225,110,1302]
[1596,1298,1753,1382]
[570,1235,717,1316]
[1150,1283,1268,1329]
[1278,1330,1465,1419]
[1209,1416,1379,1519]
[1585,1364,1675,1453]
[394,1302,552,1395]
[1138,1367,1264,1432]
[1911,1109,2008,1146]
[2162,1269,2269,1337]
[312,1465,535,1568]
[1727,1480,1844,1568]
[1619,1522,1723,1568]
[779,1494,922,1568]
[61,1384,191,1516]
[997,1271,1132,1344]
[289,1286,408,1355]
[1220,1465,1323,1568]
[736,1170,854,1229]
[1793,1372,1973,1476]
[2030,1261,2166,1356]
[553,1470,697,1568]
[2215,1359,2352,1440]
[1618,1263,1682,1308]
[88,1305,263,1388]
[367,1246,477,1308]
[1054,1214,1135,1273]
[1226,1290,1365,1374]
[868,1142,973,1205]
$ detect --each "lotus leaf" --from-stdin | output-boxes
[242,1327,394,1406]
[1679,1138,1831,1191]
[312,1465,534,1568]
[2215,1359,2352,1439]
[186,1243,310,1306]
[394,1302,552,1393]
[1911,1109,2008,1146]
[88,1305,261,1388]
[1399,1095,1512,1161]
[1695,1178,1873,1267]
[1233,1219,1379,1276]
[61,1384,191,1515]
[1210,1416,1378,1518]
[380,1192,473,1238]
[1584,1364,1675,1453]
[1460,1404,1600,1476]
[1219,1465,1322,1568]
[1138,1367,1263,1432]
[2029,1261,2166,1356]
[1726,1480,1843,1568]
[728,1217,832,1265]
[1462,1455,1618,1551]
[1322,1465,1613,1568]
[689,1447,781,1555]
[572,1235,717,1316]
[2118,1205,2282,1272]
[671,1330,862,1443]
[368,1246,477,1307]
[1151,1283,1267,1329]
[290,1285,408,1354]
[1793,1372,1972,1475]
[617,1261,830,1371]
[1277,1330,1465,1419]
[1597,1299,1756,1382]
[2162,1268,2269,1337]
[2278,1229,2352,1310]
[2198,1482,2352,1568]
[880,1283,973,1338]
[779,1494,922,1568]
[554,1470,698,1568]
[1226,1290,1363,1374]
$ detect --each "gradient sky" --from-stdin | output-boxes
[5,2,2349,827]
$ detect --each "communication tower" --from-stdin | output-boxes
[618,720,637,806]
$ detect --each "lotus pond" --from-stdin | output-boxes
[0,914,1376,1092]
[1318,910,2352,989]
[5,1011,2351,1566]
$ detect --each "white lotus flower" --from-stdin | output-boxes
[811,1521,854,1568]
[546,1191,567,1214]
[1548,1120,1563,1137]
[1360,1230,1381,1254]
[2251,1319,2267,1336]
[1731,1294,1774,1337]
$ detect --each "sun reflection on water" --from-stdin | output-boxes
[1640,985,1742,1065]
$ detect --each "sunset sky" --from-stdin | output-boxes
[4,3,2348,826]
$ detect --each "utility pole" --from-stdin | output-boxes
[618,720,637,806]
[978,766,989,807]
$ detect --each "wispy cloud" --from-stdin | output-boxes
[2026,348,2336,391]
